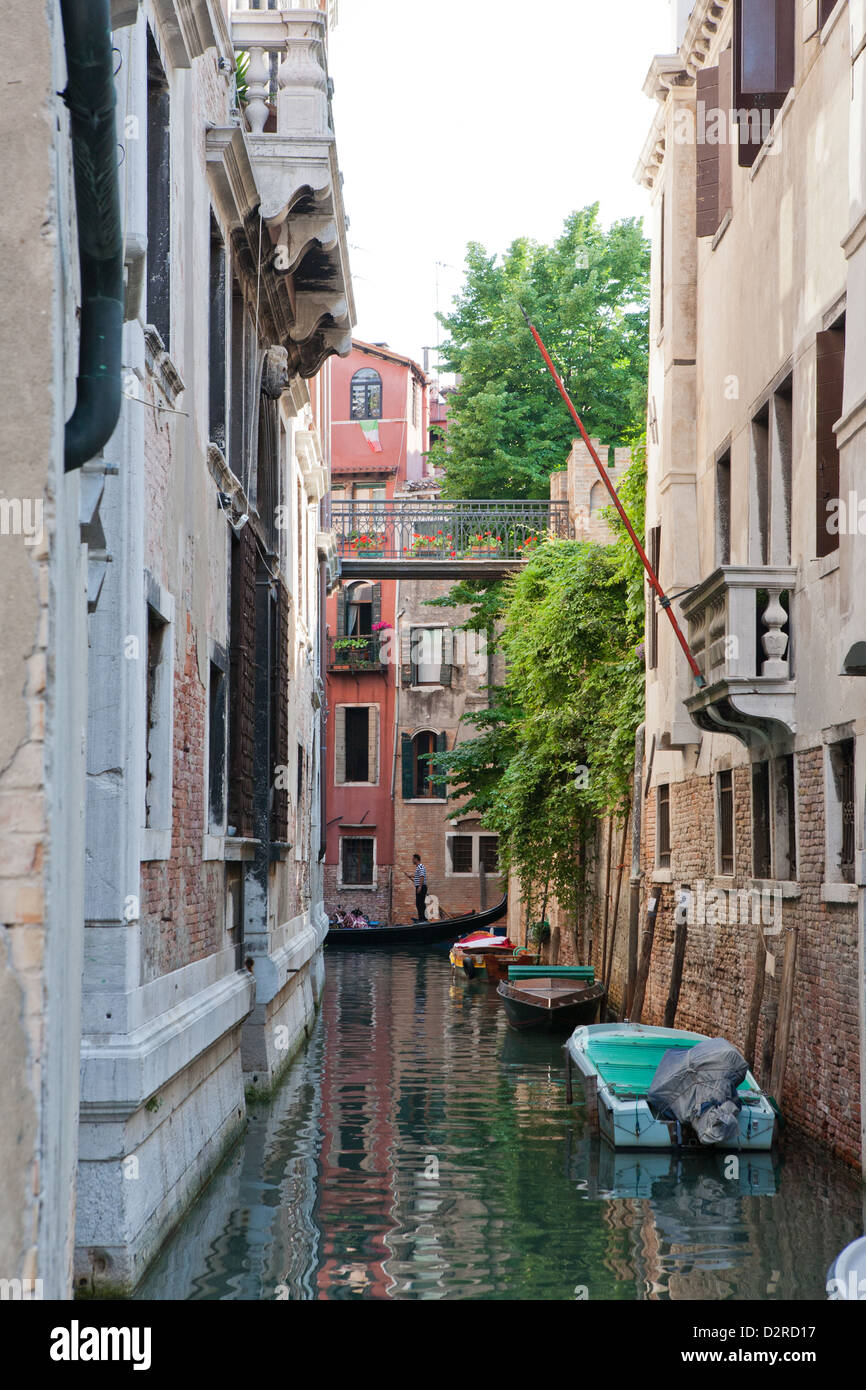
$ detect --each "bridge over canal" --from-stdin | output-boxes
[332,499,572,578]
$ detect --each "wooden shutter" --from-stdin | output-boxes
[400,626,414,687]
[272,582,290,841]
[816,327,844,557]
[697,65,720,238]
[371,584,382,628]
[401,732,414,799]
[336,588,347,636]
[803,0,820,37]
[719,44,733,219]
[228,523,257,837]
[735,0,796,167]
[434,731,448,800]
[334,705,346,784]
[368,706,379,784]
[439,627,454,687]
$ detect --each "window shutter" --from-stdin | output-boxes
[272,583,290,841]
[336,589,347,637]
[228,523,257,838]
[439,627,454,687]
[401,732,414,799]
[434,731,448,800]
[334,706,346,785]
[368,706,379,784]
[401,626,414,687]
[719,44,733,219]
[816,328,844,558]
[371,583,382,629]
[696,66,720,238]
[735,0,795,167]
[803,0,820,37]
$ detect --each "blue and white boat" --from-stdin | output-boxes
[827,1236,866,1300]
[565,1022,778,1151]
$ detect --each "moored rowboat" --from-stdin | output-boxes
[565,1023,777,1151]
[497,966,606,1032]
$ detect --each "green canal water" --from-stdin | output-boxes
[135,949,864,1301]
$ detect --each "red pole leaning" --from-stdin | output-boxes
[521,308,706,689]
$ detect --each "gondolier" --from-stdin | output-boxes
[412,854,427,922]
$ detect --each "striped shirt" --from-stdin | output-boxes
[414,862,427,889]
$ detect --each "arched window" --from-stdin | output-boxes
[351,367,383,420]
[401,730,447,799]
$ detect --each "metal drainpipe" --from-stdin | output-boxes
[625,721,645,1018]
[60,0,124,471]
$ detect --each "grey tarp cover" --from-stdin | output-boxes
[647,1039,749,1145]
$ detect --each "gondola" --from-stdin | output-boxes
[325,894,509,949]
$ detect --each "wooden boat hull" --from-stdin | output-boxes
[326,895,508,949]
[497,979,606,1032]
[566,1023,778,1151]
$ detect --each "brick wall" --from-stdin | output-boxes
[615,749,862,1167]
[140,613,222,982]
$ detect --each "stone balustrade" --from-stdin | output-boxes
[681,565,797,745]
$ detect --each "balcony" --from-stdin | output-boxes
[332,499,572,577]
[227,6,354,377]
[327,634,388,674]
[681,566,797,747]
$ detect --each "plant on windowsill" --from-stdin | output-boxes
[331,634,385,670]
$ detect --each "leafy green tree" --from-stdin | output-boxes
[434,444,648,932]
[433,206,650,499]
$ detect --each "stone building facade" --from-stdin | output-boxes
[631,0,866,1170]
[0,0,353,1297]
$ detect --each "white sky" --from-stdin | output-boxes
[328,0,674,372]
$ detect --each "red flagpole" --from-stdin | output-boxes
[521,308,706,689]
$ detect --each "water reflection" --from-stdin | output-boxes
[135,950,863,1301]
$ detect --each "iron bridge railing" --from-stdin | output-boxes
[331,500,571,562]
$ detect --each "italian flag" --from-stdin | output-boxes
[359,420,383,453]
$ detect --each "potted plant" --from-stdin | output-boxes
[348,531,387,556]
[406,532,452,556]
[332,635,374,667]
[466,530,503,558]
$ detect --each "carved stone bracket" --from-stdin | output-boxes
[271,213,338,276]
[290,292,349,344]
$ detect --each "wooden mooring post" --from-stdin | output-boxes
[744,926,767,1071]
[628,893,660,1023]
[769,926,799,1103]
[662,914,688,1030]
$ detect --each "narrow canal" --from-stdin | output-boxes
[136,950,864,1301]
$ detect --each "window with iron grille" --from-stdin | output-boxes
[479,836,499,874]
[717,770,735,876]
[448,836,474,875]
[752,762,772,879]
[341,837,374,886]
[839,740,856,879]
[775,753,797,881]
[657,784,671,869]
